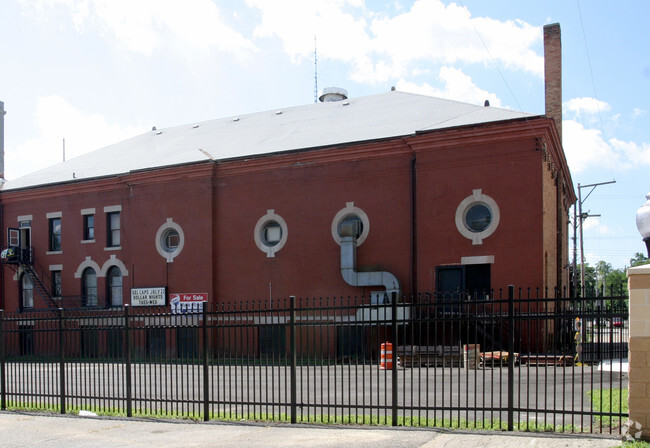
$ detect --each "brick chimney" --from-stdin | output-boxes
[544,23,562,143]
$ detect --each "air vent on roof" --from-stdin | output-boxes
[156,130,162,135]
[276,110,283,115]
[233,117,240,122]
[319,87,348,102]
[193,124,199,128]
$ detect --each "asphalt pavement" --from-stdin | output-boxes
[0,411,623,448]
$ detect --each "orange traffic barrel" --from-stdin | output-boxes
[380,342,393,369]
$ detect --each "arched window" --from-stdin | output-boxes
[82,267,97,307]
[20,273,34,309]
[107,266,123,307]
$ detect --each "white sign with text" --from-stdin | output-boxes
[131,287,166,306]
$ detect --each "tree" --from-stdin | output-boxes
[575,262,627,297]
[604,269,627,296]
[595,261,612,293]
[576,263,596,297]
[630,252,650,267]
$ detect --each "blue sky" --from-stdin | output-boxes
[0,0,648,270]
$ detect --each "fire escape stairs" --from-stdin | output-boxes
[20,260,58,309]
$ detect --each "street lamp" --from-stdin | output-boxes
[637,192,650,257]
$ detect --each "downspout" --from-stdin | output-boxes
[340,221,400,302]
[411,154,417,296]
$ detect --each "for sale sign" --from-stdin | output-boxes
[131,287,166,306]
[170,293,208,314]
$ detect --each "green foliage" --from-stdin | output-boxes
[577,262,628,297]
[630,252,650,267]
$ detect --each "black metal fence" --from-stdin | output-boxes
[0,287,628,434]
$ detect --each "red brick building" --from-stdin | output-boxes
[0,25,574,315]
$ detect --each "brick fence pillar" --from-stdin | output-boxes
[628,265,650,439]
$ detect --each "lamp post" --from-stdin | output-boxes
[637,192,650,258]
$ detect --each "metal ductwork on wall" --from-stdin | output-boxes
[339,220,400,304]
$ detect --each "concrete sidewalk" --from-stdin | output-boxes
[0,411,622,448]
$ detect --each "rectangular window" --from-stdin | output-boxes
[49,218,62,251]
[51,270,62,297]
[8,228,20,247]
[83,215,95,240]
[107,212,120,247]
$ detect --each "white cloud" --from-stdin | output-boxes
[5,96,142,180]
[24,0,258,58]
[563,97,611,116]
[396,67,502,107]
[248,0,371,63]
[247,0,543,84]
[609,138,650,167]
[563,120,613,174]
[563,119,650,173]
[370,3,542,77]
[583,218,608,234]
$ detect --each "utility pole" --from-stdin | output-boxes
[576,180,616,298]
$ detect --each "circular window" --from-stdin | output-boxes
[155,219,185,262]
[162,228,180,252]
[464,204,492,232]
[338,214,364,240]
[254,210,288,257]
[331,202,370,246]
[262,221,282,247]
[455,190,500,245]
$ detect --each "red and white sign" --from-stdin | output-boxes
[170,292,208,314]
[172,293,208,303]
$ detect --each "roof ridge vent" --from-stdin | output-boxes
[319,87,348,102]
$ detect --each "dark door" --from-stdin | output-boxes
[436,264,491,300]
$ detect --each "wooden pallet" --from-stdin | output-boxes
[397,345,461,367]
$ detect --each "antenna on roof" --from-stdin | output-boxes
[63,138,65,162]
[314,35,318,103]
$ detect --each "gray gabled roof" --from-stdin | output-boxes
[3,90,536,191]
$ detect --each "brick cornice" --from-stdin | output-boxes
[214,139,412,178]
[0,162,214,202]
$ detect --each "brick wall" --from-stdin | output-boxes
[628,265,650,439]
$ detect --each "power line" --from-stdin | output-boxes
[576,0,615,179]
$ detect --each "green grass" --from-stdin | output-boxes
[623,442,650,448]
[588,388,628,425]
[3,400,588,433]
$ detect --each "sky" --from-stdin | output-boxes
[0,0,648,271]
